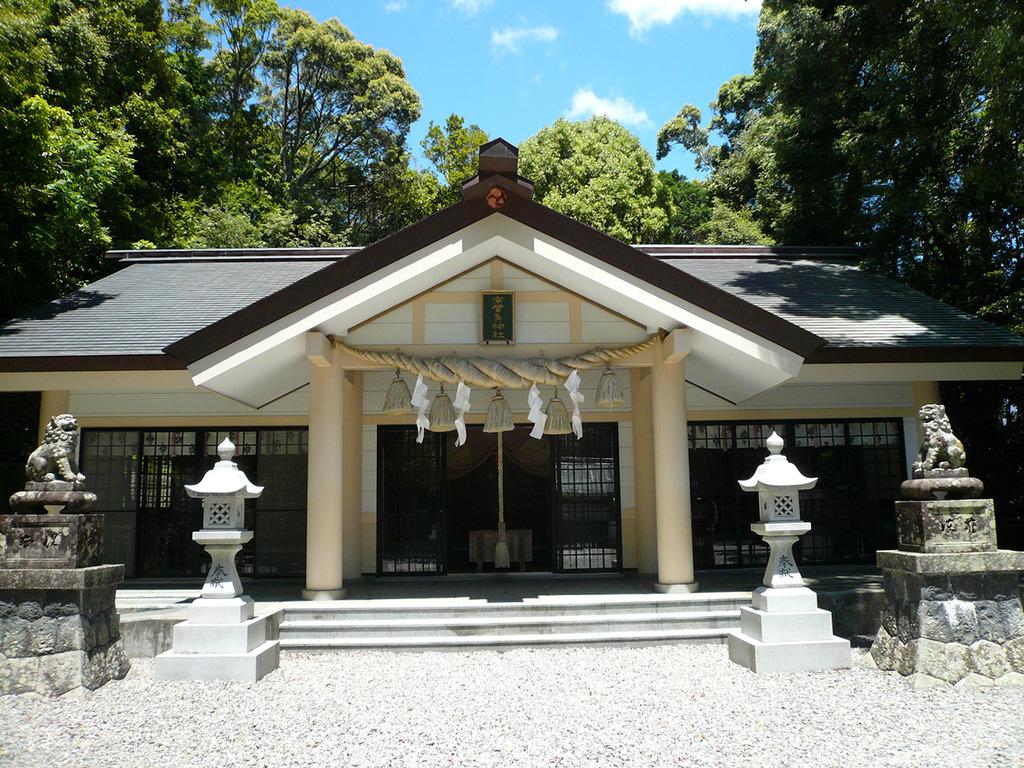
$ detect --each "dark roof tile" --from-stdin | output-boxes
[0,259,331,359]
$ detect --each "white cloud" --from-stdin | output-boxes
[608,0,761,35]
[383,0,407,12]
[449,0,492,16]
[491,25,559,55]
[566,88,651,127]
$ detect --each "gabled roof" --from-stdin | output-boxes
[162,190,822,367]
[0,139,1022,386]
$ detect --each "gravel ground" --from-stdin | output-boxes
[2,646,1023,768]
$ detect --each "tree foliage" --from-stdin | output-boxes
[0,0,427,320]
[519,117,668,243]
[422,114,489,207]
[662,0,1024,544]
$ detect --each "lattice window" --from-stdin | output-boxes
[142,430,195,457]
[205,430,257,456]
[206,501,234,527]
[80,427,309,580]
[795,422,846,448]
[688,418,905,569]
[773,496,795,517]
[80,430,139,512]
[377,426,446,575]
[553,425,621,573]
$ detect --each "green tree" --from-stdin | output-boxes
[519,117,667,243]
[263,9,420,198]
[340,147,440,245]
[208,0,278,178]
[664,0,1024,544]
[0,0,149,317]
[652,171,769,245]
[421,114,489,207]
[663,1,1024,307]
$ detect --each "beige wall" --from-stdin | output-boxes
[55,374,933,579]
[344,261,649,350]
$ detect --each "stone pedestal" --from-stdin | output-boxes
[728,521,851,673]
[895,498,995,553]
[870,542,1024,686]
[154,596,279,682]
[0,513,103,569]
[729,586,853,673]
[154,530,280,682]
[0,565,130,696]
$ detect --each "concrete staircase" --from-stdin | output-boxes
[278,592,751,651]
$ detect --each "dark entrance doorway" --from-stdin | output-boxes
[376,423,623,576]
[447,427,553,572]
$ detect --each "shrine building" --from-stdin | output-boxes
[1,139,1022,598]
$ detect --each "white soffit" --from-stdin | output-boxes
[796,361,1024,384]
[188,214,809,407]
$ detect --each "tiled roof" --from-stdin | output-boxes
[0,258,333,359]
[664,257,1024,349]
[0,248,1021,364]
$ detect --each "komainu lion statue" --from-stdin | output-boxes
[912,403,967,478]
[26,413,85,484]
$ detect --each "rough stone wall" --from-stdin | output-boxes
[871,569,1024,684]
[0,580,130,696]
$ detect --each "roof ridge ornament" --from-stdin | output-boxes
[462,137,534,202]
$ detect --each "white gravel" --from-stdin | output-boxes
[2,646,1022,768]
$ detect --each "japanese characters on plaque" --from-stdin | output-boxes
[481,290,514,344]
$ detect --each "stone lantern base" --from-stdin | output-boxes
[728,586,851,673]
[154,597,280,682]
[728,520,851,673]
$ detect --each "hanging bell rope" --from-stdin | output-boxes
[494,431,510,569]
[330,333,662,388]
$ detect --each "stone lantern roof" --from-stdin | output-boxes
[738,432,817,492]
[184,438,263,498]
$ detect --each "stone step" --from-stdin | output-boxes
[281,594,751,623]
[280,627,731,651]
[279,609,740,640]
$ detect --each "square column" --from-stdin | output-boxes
[303,333,345,600]
[37,390,70,444]
[650,331,698,593]
[342,370,363,580]
[630,368,658,575]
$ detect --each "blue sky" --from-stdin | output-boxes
[297,0,762,178]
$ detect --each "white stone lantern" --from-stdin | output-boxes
[154,438,280,682]
[184,438,262,599]
[737,431,816,588]
[727,432,851,673]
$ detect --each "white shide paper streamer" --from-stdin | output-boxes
[410,374,430,443]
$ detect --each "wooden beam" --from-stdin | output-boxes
[662,328,691,365]
[305,332,333,368]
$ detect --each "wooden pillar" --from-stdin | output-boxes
[303,333,345,600]
[630,368,658,575]
[38,390,70,444]
[650,331,698,592]
[913,381,940,407]
[342,370,363,580]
